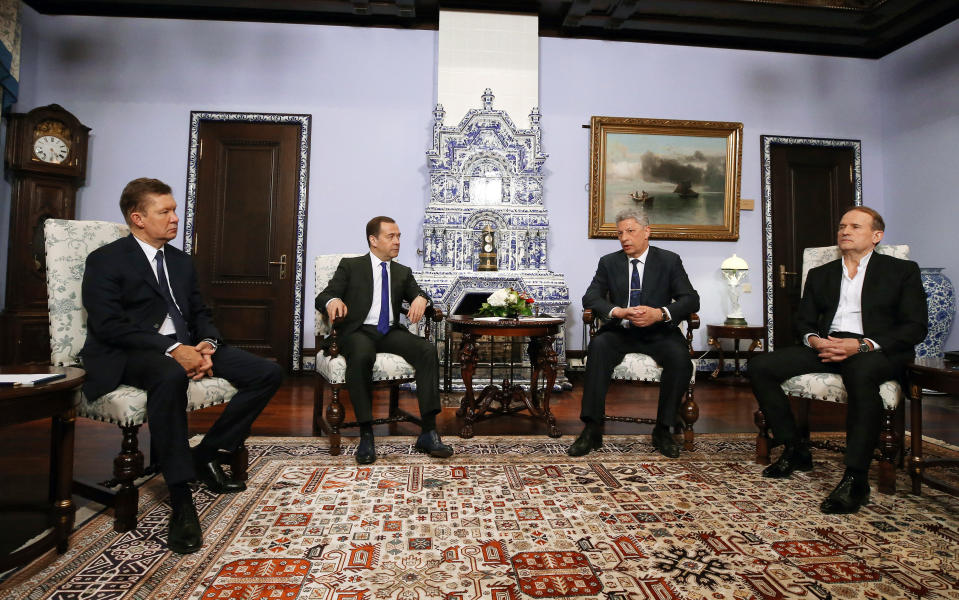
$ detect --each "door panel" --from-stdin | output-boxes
[768,143,855,347]
[193,121,301,368]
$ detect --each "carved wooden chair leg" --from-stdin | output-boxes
[326,387,344,456]
[796,397,811,446]
[230,442,249,482]
[113,424,144,533]
[895,400,906,468]
[754,409,771,465]
[680,386,698,451]
[388,385,401,435]
[878,406,898,494]
[313,376,326,436]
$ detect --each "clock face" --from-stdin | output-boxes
[33,135,70,164]
[484,243,494,252]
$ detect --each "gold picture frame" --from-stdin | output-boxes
[588,116,743,240]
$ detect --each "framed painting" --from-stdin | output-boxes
[588,116,743,240]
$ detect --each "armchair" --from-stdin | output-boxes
[44,219,240,532]
[754,243,910,494]
[313,254,443,454]
[582,309,700,449]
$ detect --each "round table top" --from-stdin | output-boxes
[908,357,959,376]
[0,365,85,400]
[448,314,565,336]
[706,323,765,335]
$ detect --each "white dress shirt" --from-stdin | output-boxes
[805,250,880,349]
[133,235,180,337]
[363,253,394,328]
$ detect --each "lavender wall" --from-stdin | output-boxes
[879,19,959,353]
[7,7,949,358]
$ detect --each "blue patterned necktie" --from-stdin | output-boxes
[629,258,642,307]
[377,261,390,335]
[155,249,191,343]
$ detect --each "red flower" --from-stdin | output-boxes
[526,297,535,303]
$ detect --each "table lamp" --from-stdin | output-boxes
[721,254,748,326]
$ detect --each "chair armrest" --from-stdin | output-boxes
[684,312,700,356]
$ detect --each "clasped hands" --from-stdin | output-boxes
[326,295,429,325]
[612,305,664,328]
[809,335,864,363]
[172,340,216,380]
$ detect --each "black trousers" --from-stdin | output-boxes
[748,345,900,471]
[121,345,283,487]
[340,324,441,424]
[580,326,692,426]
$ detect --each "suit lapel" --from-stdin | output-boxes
[123,235,164,297]
[639,248,657,305]
[820,260,843,328]
[860,252,883,320]
[163,245,191,318]
[389,261,402,319]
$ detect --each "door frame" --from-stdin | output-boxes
[183,111,312,371]
[760,135,862,351]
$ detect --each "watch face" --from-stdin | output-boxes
[33,135,70,164]
[483,243,494,252]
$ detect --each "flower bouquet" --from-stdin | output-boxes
[476,287,535,318]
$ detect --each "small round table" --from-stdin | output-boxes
[0,365,84,571]
[449,315,565,438]
[906,357,959,497]
[706,323,765,381]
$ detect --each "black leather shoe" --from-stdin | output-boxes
[193,449,246,494]
[356,431,376,464]
[652,426,681,458]
[415,430,454,458]
[167,501,203,554]
[820,472,870,514]
[567,424,603,457]
[762,442,813,478]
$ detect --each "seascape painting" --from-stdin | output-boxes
[588,117,743,241]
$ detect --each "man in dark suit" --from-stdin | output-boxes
[82,178,283,554]
[568,209,700,458]
[749,206,927,514]
[315,216,452,465]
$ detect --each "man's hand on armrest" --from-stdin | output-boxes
[325,298,348,321]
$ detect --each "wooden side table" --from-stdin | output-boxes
[906,357,959,497]
[0,365,84,571]
[706,323,765,381]
[449,315,564,438]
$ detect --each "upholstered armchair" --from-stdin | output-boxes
[581,310,700,449]
[44,219,241,532]
[313,254,443,455]
[754,243,910,494]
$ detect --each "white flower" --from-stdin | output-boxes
[507,290,519,304]
[487,288,511,307]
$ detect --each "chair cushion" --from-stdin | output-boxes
[781,373,901,410]
[608,353,698,385]
[316,351,416,385]
[45,219,131,366]
[76,377,239,427]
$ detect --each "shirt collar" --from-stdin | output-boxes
[627,247,650,264]
[369,252,392,268]
[133,234,163,261]
[841,249,873,277]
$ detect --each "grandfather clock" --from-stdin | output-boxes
[1,104,90,363]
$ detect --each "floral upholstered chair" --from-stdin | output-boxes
[44,219,239,532]
[313,254,443,455]
[581,310,700,449]
[755,243,910,494]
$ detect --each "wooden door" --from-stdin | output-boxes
[193,121,301,368]
[767,143,856,348]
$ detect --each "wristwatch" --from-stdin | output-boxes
[660,308,670,323]
[858,339,870,353]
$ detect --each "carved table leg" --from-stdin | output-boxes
[909,383,923,495]
[530,335,561,438]
[458,333,478,438]
[51,408,76,552]
[708,336,722,378]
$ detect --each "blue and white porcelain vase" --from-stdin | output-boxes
[915,267,956,358]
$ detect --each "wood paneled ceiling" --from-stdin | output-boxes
[23,0,959,58]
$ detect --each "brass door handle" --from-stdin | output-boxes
[269,254,287,280]
[779,264,798,289]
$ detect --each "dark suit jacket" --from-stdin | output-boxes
[583,246,700,336]
[80,234,221,400]
[314,254,430,342]
[797,251,927,367]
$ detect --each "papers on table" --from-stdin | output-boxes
[0,373,67,387]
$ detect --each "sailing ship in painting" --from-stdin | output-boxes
[630,190,654,206]
[673,181,699,198]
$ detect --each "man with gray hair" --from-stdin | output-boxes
[568,208,700,458]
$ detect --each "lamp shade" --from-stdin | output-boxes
[721,254,748,271]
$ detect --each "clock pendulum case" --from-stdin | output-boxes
[478,225,498,271]
[2,104,90,363]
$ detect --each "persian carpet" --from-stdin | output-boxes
[2,434,958,600]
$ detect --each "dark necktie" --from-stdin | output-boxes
[377,261,390,335]
[155,249,191,343]
[629,258,642,307]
